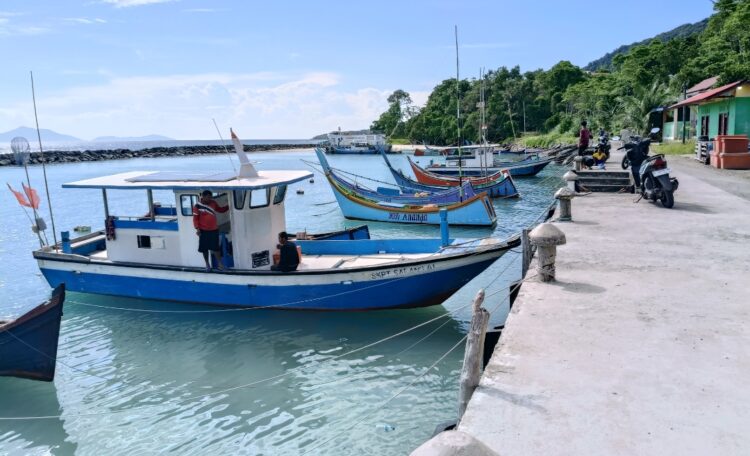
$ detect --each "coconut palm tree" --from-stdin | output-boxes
[618,81,673,136]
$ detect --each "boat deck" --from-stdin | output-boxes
[88,248,434,270]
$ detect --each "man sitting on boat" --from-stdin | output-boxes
[271,231,300,272]
[193,190,229,271]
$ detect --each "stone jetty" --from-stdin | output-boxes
[0,143,318,167]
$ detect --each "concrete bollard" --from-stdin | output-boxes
[574,156,583,172]
[554,187,576,222]
[411,430,498,456]
[529,223,566,282]
[563,170,579,191]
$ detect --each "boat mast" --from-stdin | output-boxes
[455,25,463,200]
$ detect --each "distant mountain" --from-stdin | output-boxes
[0,126,81,142]
[93,134,174,142]
[312,129,375,140]
[584,19,709,71]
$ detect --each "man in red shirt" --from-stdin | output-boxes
[578,120,592,157]
[193,190,229,271]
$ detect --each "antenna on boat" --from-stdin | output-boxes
[212,118,238,175]
[30,71,58,250]
[454,25,464,200]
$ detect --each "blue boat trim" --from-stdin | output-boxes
[113,219,179,231]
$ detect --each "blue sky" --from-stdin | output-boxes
[0,0,713,139]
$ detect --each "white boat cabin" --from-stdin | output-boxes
[62,169,312,270]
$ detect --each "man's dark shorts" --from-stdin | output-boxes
[198,229,220,253]
[578,144,588,156]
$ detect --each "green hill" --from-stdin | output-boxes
[584,18,708,71]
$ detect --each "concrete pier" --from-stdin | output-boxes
[456,154,750,455]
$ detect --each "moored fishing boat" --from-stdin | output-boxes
[416,153,554,178]
[315,148,478,205]
[378,149,519,198]
[0,285,65,382]
[31,132,516,310]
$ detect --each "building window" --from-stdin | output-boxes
[137,235,151,249]
[718,112,729,136]
[273,185,287,205]
[180,194,198,216]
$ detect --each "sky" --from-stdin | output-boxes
[0,0,714,140]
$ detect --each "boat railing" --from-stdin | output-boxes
[112,215,179,231]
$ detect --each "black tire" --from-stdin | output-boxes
[661,190,674,208]
[621,155,630,170]
[643,176,656,201]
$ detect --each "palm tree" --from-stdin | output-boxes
[618,81,673,135]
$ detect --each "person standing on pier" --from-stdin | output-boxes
[578,121,592,156]
[194,190,228,271]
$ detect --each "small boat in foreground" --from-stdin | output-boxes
[0,285,65,382]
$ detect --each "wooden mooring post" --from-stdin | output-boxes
[457,289,490,423]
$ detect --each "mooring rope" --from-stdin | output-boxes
[0,253,532,422]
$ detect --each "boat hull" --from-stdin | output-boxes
[426,159,553,177]
[35,242,516,310]
[0,285,65,382]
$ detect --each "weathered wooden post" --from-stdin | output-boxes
[555,187,575,222]
[573,156,583,172]
[529,223,566,282]
[458,289,490,423]
[563,170,579,191]
[521,228,532,278]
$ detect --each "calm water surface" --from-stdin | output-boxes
[0,150,564,455]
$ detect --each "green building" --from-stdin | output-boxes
[669,79,749,140]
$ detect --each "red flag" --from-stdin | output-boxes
[22,183,40,209]
[7,183,32,208]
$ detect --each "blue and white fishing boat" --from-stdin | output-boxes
[31,132,517,311]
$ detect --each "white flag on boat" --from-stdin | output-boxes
[230,128,258,178]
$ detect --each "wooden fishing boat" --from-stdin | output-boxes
[0,285,65,382]
[32,131,516,311]
[417,154,554,178]
[378,150,519,198]
[316,148,478,205]
[290,225,370,241]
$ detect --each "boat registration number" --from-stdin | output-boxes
[652,168,671,177]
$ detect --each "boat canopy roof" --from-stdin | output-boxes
[62,170,313,191]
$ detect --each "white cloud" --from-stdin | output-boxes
[0,72,398,139]
[63,17,107,24]
[101,0,177,7]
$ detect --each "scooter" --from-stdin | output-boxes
[638,154,679,208]
[597,132,611,160]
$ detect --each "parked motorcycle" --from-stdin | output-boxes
[638,154,679,208]
[597,131,611,160]
[618,128,678,208]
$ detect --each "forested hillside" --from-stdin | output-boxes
[584,19,708,71]
[371,0,750,145]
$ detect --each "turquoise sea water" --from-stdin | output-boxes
[0,150,564,455]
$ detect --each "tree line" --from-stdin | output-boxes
[371,0,750,145]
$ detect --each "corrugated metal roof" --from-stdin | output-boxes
[669,80,745,110]
[686,76,719,96]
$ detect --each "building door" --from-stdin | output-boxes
[718,112,729,136]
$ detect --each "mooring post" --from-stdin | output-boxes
[574,156,583,172]
[555,187,575,222]
[529,223,566,282]
[563,170,579,191]
[458,289,490,423]
[440,208,450,246]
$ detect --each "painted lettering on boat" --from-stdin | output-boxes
[370,263,436,280]
[388,212,427,223]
